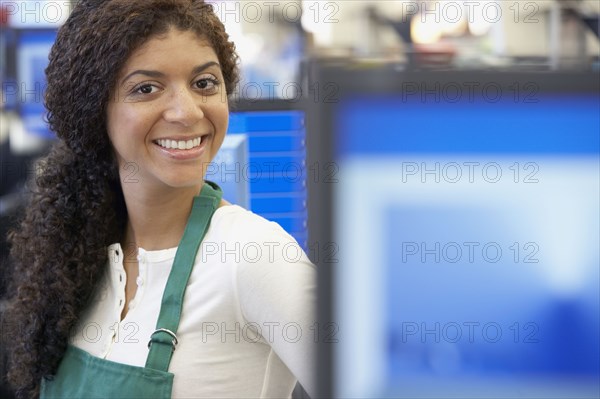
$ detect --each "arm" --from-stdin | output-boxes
[236,229,317,397]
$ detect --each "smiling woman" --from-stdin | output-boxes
[108,30,229,193]
[1,1,316,399]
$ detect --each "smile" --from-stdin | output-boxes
[154,136,204,150]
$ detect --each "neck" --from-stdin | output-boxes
[121,182,203,252]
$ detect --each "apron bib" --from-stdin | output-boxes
[40,181,223,399]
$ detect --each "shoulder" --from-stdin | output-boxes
[204,204,313,268]
[209,205,295,245]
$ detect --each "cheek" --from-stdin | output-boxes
[108,103,155,143]
[105,109,120,157]
[207,102,230,140]
[106,106,141,163]
[217,101,230,130]
[218,110,229,136]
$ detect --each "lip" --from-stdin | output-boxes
[152,134,211,160]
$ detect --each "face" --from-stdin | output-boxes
[107,28,229,191]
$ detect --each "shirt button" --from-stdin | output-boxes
[136,276,144,286]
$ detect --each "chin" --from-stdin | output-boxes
[155,174,204,190]
[167,180,205,189]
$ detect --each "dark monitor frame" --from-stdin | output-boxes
[230,98,303,112]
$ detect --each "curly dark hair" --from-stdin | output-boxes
[2,1,239,397]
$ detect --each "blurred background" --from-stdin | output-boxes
[1,1,599,398]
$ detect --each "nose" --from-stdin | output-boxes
[162,86,204,126]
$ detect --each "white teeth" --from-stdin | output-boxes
[155,137,204,150]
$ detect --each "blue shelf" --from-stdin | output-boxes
[227,110,307,250]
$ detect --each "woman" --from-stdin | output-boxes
[2,1,316,398]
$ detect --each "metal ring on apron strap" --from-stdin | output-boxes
[148,328,179,350]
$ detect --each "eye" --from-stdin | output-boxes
[194,76,219,92]
[135,83,159,95]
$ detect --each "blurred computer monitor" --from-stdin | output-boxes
[13,29,56,138]
[307,65,600,398]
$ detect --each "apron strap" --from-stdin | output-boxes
[145,181,222,372]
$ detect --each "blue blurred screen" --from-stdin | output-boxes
[333,91,600,398]
[336,93,599,155]
[15,29,57,138]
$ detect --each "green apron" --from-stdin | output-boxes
[40,181,223,399]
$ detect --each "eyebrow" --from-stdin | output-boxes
[119,61,221,86]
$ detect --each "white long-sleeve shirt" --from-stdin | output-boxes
[70,205,316,398]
